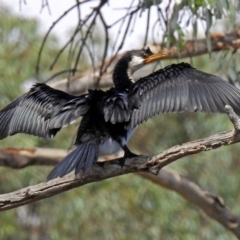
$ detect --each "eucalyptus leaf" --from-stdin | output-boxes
[228,66,238,82]
[205,9,212,34]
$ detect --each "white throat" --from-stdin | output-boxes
[127,56,144,82]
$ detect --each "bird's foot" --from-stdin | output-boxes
[119,158,125,167]
[124,151,139,158]
[119,146,139,167]
[96,162,105,168]
[123,146,139,159]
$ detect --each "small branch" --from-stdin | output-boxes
[36,2,80,74]
[49,29,240,95]
[0,147,122,169]
[156,30,240,59]
[147,106,240,171]
[225,105,240,131]
[40,0,51,15]
[95,11,109,87]
[0,147,65,168]
[143,8,151,46]
[44,69,80,83]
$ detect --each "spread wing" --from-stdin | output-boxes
[104,63,240,129]
[0,83,90,139]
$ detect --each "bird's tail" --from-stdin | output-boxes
[47,143,99,181]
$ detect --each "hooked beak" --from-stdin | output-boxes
[143,53,167,64]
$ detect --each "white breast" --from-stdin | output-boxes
[98,128,136,156]
[99,138,122,156]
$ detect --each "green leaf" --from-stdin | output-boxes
[205,9,212,34]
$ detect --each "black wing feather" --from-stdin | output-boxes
[104,63,240,129]
[0,83,90,140]
[127,63,240,129]
[103,90,131,123]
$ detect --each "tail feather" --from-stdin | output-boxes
[82,144,98,171]
[75,145,89,174]
[47,143,99,181]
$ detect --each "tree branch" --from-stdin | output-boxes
[0,106,239,205]
[139,169,240,238]
[1,149,240,237]
[154,30,240,59]
[0,146,124,169]
[0,147,66,168]
[1,106,240,237]
[49,29,240,95]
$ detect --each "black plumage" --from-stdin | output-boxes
[0,84,89,139]
[1,47,240,180]
[105,62,240,129]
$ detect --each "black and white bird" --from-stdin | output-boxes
[0,47,240,180]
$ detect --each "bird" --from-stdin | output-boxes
[0,46,240,180]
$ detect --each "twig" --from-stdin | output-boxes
[49,29,240,95]
[36,2,81,74]
[95,11,109,87]
[44,69,80,83]
[72,0,108,76]
[40,0,51,15]
[143,8,151,46]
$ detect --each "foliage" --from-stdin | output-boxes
[36,0,240,82]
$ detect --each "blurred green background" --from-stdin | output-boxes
[0,1,240,240]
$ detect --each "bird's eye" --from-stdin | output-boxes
[142,46,153,57]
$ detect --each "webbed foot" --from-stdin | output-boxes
[118,145,139,167]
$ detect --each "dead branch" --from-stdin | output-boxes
[49,29,240,95]
[0,147,66,168]
[0,106,239,204]
[0,147,122,168]
[1,147,240,237]
[154,30,240,59]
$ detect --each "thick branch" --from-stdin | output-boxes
[1,106,240,237]
[1,147,240,237]
[0,106,240,209]
[154,30,240,59]
[139,170,240,237]
[0,147,119,168]
[50,29,240,95]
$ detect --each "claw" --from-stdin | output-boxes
[123,145,139,158]
[119,158,125,167]
[96,162,105,168]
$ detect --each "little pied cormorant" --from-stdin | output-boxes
[0,47,240,180]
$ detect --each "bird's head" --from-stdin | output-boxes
[113,46,167,89]
[123,46,167,76]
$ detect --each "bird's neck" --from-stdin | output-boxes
[112,60,133,91]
